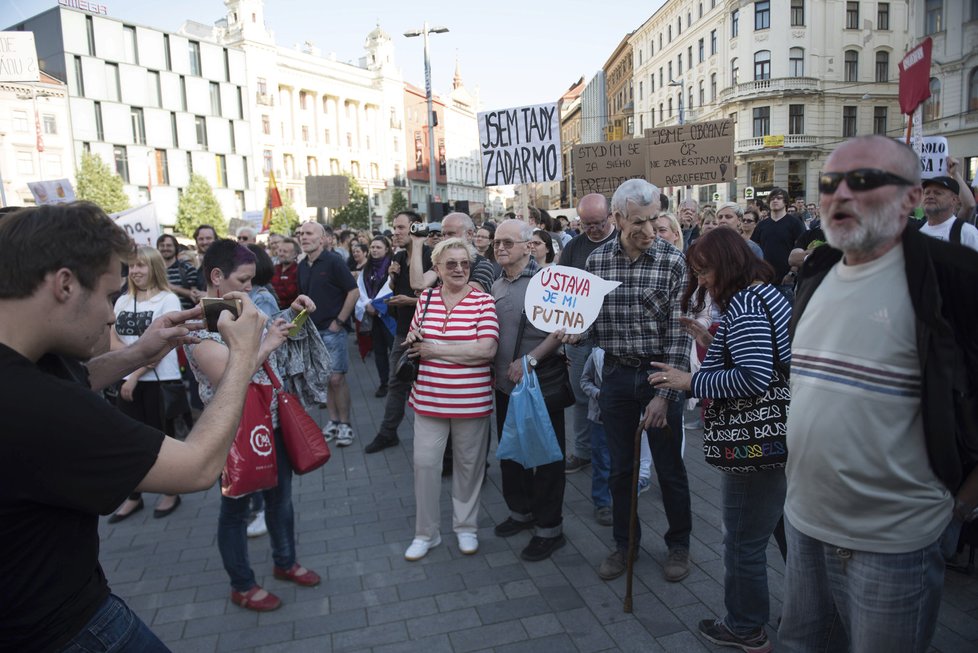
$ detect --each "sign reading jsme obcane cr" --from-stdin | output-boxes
[524,266,621,335]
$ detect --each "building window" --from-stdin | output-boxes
[299,91,308,110]
[878,3,890,29]
[302,125,310,142]
[130,108,145,144]
[189,41,201,76]
[678,55,683,76]
[844,50,859,82]
[85,15,95,56]
[788,160,807,200]
[73,56,85,95]
[163,34,171,70]
[155,149,169,185]
[731,58,739,84]
[968,68,978,112]
[12,110,28,132]
[237,87,244,120]
[923,77,941,121]
[875,51,889,82]
[262,114,270,135]
[711,72,717,99]
[122,25,138,64]
[750,160,773,188]
[148,71,160,107]
[257,77,267,95]
[699,39,704,63]
[17,152,34,175]
[755,1,770,30]
[688,46,694,70]
[186,152,193,176]
[873,107,888,134]
[41,114,56,134]
[324,128,331,145]
[752,106,770,137]
[94,102,104,141]
[711,29,717,55]
[925,0,943,34]
[650,73,655,93]
[229,122,236,153]
[210,82,221,114]
[659,67,664,87]
[263,149,273,173]
[216,154,227,187]
[170,112,178,147]
[754,50,771,81]
[242,158,249,189]
[973,0,978,20]
[789,104,805,134]
[638,81,643,101]
[678,16,682,35]
[105,63,120,102]
[195,116,207,147]
[791,0,805,26]
[732,9,739,37]
[223,49,230,82]
[669,61,673,81]
[308,156,319,175]
[846,1,860,29]
[790,47,805,76]
[668,98,673,117]
[668,25,672,42]
[179,76,187,111]
[698,81,705,104]
[114,146,129,183]
[843,106,857,136]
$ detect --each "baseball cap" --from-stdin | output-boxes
[922,176,960,195]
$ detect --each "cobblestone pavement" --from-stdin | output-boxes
[99,342,978,652]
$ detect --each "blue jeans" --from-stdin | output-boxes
[720,469,786,634]
[779,517,945,653]
[59,594,170,652]
[590,420,611,508]
[218,430,296,592]
[599,363,691,551]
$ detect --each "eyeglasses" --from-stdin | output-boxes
[741,218,756,224]
[819,168,915,194]
[581,217,610,231]
[690,267,712,278]
[237,236,251,242]
[442,260,470,270]
[527,240,543,247]
[492,239,528,250]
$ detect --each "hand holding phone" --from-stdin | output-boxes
[288,309,309,337]
[200,297,243,332]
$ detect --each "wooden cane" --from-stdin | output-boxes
[623,422,647,613]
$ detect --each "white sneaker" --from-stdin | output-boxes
[404,534,441,561]
[247,510,267,538]
[457,532,478,555]
[322,421,339,443]
[335,423,355,447]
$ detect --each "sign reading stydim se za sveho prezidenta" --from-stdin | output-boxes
[645,118,734,188]
[524,266,621,335]
[571,139,647,199]
[478,103,562,187]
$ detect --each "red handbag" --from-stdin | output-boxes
[263,362,331,474]
[222,381,278,498]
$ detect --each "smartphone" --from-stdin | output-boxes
[288,309,309,337]
[200,297,243,332]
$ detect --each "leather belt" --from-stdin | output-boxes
[605,353,663,368]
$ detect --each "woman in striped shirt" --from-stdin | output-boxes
[649,227,790,653]
[403,238,500,561]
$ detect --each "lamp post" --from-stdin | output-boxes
[669,78,684,125]
[404,22,448,218]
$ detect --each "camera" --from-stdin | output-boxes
[410,222,430,237]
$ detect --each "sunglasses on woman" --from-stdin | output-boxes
[818,168,915,194]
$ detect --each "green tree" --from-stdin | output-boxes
[385,188,408,223]
[268,191,300,236]
[331,174,369,230]
[75,151,130,214]
[174,173,227,238]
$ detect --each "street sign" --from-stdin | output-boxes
[744,186,755,201]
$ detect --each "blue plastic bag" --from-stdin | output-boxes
[497,357,563,469]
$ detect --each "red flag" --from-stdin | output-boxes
[35,110,44,153]
[898,38,932,115]
[261,171,282,232]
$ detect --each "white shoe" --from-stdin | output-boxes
[247,510,267,538]
[336,423,355,447]
[322,421,339,443]
[457,533,478,555]
[404,534,441,561]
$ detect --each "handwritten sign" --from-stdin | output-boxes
[0,32,39,82]
[478,103,562,187]
[111,203,159,247]
[645,118,734,187]
[571,139,647,199]
[524,265,620,335]
[896,135,948,179]
[27,179,75,205]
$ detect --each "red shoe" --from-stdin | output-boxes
[273,562,321,587]
[230,586,281,612]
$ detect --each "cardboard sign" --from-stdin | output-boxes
[523,265,620,335]
[479,103,562,186]
[111,203,159,247]
[27,178,75,205]
[0,32,40,82]
[896,135,948,179]
[645,119,735,187]
[305,175,349,209]
[571,139,647,199]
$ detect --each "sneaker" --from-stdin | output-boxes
[520,534,566,561]
[246,510,267,538]
[594,506,613,527]
[564,454,591,474]
[597,549,636,580]
[493,517,534,538]
[335,423,355,447]
[322,420,340,443]
[697,619,772,653]
[457,532,479,555]
[404,534,442,561]
[637,477,651,496]
[364,433,399,454]
[663,546,691,582]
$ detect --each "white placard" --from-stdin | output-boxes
[0,32,40,82]
[478,103,562,187]
[27,179,75,205]
[111,203,159,247]
[523,265,621,335]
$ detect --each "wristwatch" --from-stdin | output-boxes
[526,354,538,368]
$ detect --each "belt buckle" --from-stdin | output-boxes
[620,355,642,368]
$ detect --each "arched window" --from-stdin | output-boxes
[875,51,889,82]
[754,50,771,81]
[923,77,941,122]
[731,57,740,84]
[844,50,859,82]
[668,97,673,117]
[789,47,804,77]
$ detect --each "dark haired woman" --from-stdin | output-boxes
[528,229,556,267]
[648,227,791,652]
[355,236,395,397]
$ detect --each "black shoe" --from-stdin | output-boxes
[108,498,144,524]
[520,535,566,561]
[374,384,388,398]
[153,495,181,519]
[494,517,534,538]
[364,434,399,454]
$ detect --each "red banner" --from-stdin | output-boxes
[898,38,932,115]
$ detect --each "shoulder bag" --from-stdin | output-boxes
[222,380,278,498]
[261,361,331,475]
[394,288,434,383]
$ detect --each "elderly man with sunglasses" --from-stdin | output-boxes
[780,135,978,653]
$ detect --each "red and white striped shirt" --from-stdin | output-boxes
[408,287,499,418]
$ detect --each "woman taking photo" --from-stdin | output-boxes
[356,235,395,398]
[649,227,790,653]
[108,246,184,522]
[403,238,499,560]
[186,239,320,612]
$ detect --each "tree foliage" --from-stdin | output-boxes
[175,174,227,238]
[385,188,408,223]
[268,191,301,236]
[331,174,370,230]
[75,151,130,214]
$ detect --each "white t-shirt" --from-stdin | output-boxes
[113,290,182,381]
[919,216,978,252]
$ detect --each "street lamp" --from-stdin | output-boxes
[669,78,684,125]
[404,22,448,218]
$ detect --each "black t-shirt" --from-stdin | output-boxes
[751,214,807,280]
[391,246,433,336]
[0,344,164,652]
[559,230,618,271]
[296,250,358,330]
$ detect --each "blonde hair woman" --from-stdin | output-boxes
[654,212,685,251]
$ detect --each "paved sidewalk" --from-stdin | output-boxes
[99,342,978,652]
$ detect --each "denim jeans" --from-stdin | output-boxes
[599,363,691,551]
[218,430,296,592]
[590,420,611,508]
[567,341,594,460]
[59,594,170,652]
[720,469,786,634]
[779,517,945,653]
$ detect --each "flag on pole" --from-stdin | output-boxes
[261,170,283,232]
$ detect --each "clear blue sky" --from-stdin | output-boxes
[4,0,663,110]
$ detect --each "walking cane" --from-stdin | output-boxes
[623,422,647,613]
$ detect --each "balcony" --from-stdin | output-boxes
[719,77,820,103]
[735,134,822,153]
[256,92,274,106]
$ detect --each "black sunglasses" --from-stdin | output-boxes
[818,168,915,194]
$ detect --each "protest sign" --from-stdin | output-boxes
[895,135,948,179]
[572,139,647,199]
[27,179,75,205]
[523,265,621,335]
[0,32,39,82]
[645,118,734,187]
[241,210,263,231]
[305,175,349,208]
[479,103,562,187]
[898,38,932,115]
[111,203,159,247]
